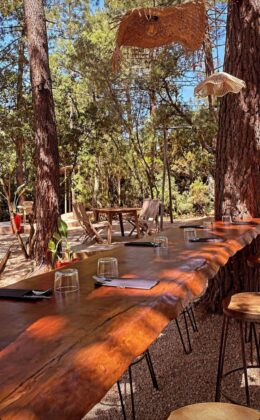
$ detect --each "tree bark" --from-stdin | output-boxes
[215,0,260,220]
[203,15,214,111]
[15,34,26,194]
[200,236,260,313]
[23,0,60,265]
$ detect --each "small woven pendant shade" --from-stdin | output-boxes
[194,72,246,97]
[112,0,206,70]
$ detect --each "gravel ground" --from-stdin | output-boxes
[85,306,260,419]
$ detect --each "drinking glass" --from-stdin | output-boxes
[203,221,212,230]
[154,235,168,248]
[222,215,232,224]
[184,228,196,242]
[97,257,118,279]
[54,268,79,293]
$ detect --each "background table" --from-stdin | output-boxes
[0,221,259,419]
[93,207,141,237]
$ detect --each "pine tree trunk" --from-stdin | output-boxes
[24,0,60,265]
[215,0,260,220]
[203,15,214,110]
[15,35,26,195]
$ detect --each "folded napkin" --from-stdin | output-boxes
[179,225,205,229]
[232,221,257,226]
[125,242,159,247]
[0,288,52,300]
[93,276,159,289]
[189,237,225,243]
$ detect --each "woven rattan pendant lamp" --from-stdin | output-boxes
[194,72,246,97]
[112,0,206,70]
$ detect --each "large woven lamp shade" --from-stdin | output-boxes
[194,72,246,97]
[112,0,206,70]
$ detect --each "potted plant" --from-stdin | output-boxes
[12,184,28,233]
[48,217,79,268]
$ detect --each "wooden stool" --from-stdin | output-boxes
[215,292,260,407]
[247,255,260,292]
[167,402,260,419]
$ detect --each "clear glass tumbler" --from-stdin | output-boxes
[184,228,197,242]
[154,235,169,248]
[203,221,213,230]
[222,215,232,224]
[97,257,119,279]
[54,268,79,293]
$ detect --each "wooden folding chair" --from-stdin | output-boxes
[129,199,161,236]
[73,203,112,244]
[0,247,11,276]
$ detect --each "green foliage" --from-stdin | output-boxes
[48,217,72,266]
[188,179,213,215]
[12,183,27,213]
[0,0,222,221]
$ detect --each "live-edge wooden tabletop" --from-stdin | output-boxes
[0,221,259,419]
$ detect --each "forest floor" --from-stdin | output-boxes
[0,216,259,419]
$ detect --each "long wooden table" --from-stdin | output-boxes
[93,207,141,237]
[0,221,259,419]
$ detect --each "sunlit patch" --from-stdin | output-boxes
[26,316,68,339]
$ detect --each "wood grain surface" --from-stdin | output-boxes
[0,221,259,419]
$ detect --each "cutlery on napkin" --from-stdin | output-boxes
[93,276,159,289]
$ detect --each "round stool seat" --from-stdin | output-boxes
[247,254,260,269]
[223,292,260,322]
[167,402,260,420]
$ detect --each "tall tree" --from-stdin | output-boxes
[23,0,60,265]
[15,30,26,193]
[215,0,260,219]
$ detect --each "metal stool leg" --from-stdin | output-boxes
[239,321,250,406]
[252,322,260,366]
[215,315,230,402]
[245,322,252,343]
[128,365,136,420]
[144,350,159,390]
[117,380,127,420]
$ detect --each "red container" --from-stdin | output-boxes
[14,213,22,233]
[54,258,80,269]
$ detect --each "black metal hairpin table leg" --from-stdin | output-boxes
[117,349,159,420]
[185,305,198,333]
[145,349,159,389]
[117,380,127,420]
[175,317,192,354]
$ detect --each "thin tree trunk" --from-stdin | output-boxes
[92,158,99,208]
[161,128,167,220]
[24,0,60,265]
[166,151,173,224]
[215,0,260,220]
[15,34,26,194]
[203,16,214,111]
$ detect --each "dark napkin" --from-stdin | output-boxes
[232,221,257,226]
[0,288,52,300]
[125,242,160,247]
[189,237,225,243]
[179,225,205,229]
